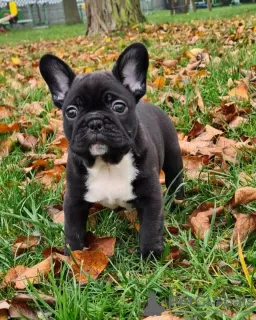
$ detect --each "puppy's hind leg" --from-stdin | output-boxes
[163,144,184,211]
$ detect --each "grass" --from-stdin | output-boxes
[1,5,256,320]
[0,4,256,45]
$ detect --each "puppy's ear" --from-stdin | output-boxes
[112,43,149,102]
[39,54,75,108]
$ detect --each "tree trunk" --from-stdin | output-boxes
[86,0,145,36]
[63,0,81,25]
[207,0,212,11]
[190,0,196,12]
[170,0,175,15]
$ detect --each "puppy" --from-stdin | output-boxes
[39,43,184,258]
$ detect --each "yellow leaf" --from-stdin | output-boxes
[237,234,256,293]
[154,76,166,89]
[105,37,111,43]
[85,67,93,73]
[11,57,21,65]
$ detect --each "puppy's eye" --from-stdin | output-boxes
[66,106,78,119]
[112,101,126,114]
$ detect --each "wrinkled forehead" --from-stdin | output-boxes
[67,71,133,102]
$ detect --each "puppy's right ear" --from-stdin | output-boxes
[39,54,75,108]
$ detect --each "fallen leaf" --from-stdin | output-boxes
[189,203,224,239]
[46,204,64,224]
[159,170,165,184]
[23,102,44,116]
[182,155,210,179]
[17,133,38,150]
[0,122,19,133]
[0,105,13,119]
[229,81,249,100]
[36,165,65,188]
[232,213,256,243]
[0,266,29,289]
[24,159,49,174]
[195,87,204,112]
[42,247,65,259]
[9,302,38,319]
[12,293,55,305]
[15,256,54,289]
[227,187,256,209]
[187,120,205,138]
[69,250,109,283]
[229,116,248,128]
[54,152,68,166]
[49,136,68,153]
[87,235,116,257]
[144,311,184,319]
[154,76,166,89]
[0,132,18,158]
[162,59,178,68]
[12,235,40,256]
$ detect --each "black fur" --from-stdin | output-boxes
[39,43,184,258]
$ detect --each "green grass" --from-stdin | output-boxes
[1,4,256,46]
[147,4,256,24]
[1,6,256,320]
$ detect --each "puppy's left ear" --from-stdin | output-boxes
[39,54,75,108]
[112,43,149,102]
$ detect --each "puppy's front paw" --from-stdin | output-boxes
[140,242,163,260]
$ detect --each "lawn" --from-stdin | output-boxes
[1,5,256,320]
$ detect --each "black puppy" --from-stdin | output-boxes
[39,43,184,258]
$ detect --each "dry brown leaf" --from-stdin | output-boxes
[46,204,64,224]
[0,266,29,289]
[87,236,116,257]
[227,187,256,209]
[0,105,13,119]
[232,212,256,243]
[9,302,38,319]
[12,235,40,256]
[229,81,249,100]
[183,155,210,179]
[12,293,55,305]
[216,136,237,163]
[189,203,224,239]
[23,101,44,116]
[49,136,68,153]
[69,250,109,283]
[185,48,205,58]
[15,256,54,289]
[54,152,68,166]
[195,86,204,112]
[144,311,184,320]
[24,159,49,174]
[159,170,165,184]
[154,76,166,89]
[162,59,178,68]
[0,301,9,320]
[0,122,19,134]
[187,120,205,138]
[17,133,38,150]
[216,239,230,251]
[36,165,65,188]
[229,116,248,128]
[0,132,18,158]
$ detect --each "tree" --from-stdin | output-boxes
[190,0,196,12]
[86,0,145,36]
[63,0,81,25]
[207,0,212,11]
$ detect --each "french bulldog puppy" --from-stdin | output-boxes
[39,43,184,258]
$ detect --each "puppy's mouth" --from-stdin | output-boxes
[89,143,108,156]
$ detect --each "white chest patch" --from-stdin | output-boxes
[84,152,139,210]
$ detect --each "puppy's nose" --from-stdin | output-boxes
[87,119,103,132]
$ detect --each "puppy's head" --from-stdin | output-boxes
[39,43,148,165]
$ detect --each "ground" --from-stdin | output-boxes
[1,5,256,320]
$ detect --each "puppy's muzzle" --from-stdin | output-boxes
[87,118,104,133]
